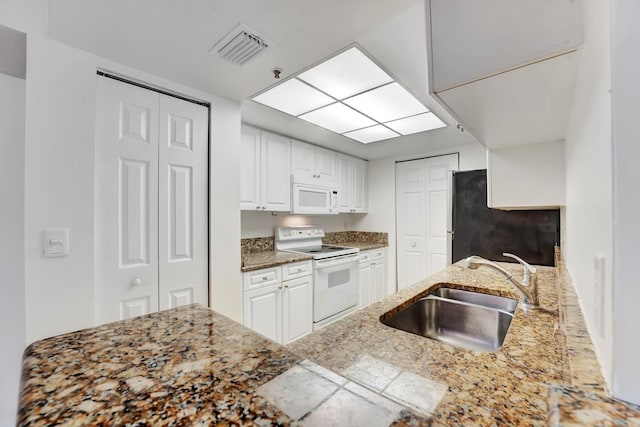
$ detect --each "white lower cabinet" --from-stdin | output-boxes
[242,261,312,344]
[358,248,387,308]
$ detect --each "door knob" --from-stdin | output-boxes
[132,278,142,286]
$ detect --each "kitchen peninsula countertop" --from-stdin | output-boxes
[19,254,639,426]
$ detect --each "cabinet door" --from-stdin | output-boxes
[291,140,315,178]
[358,263,372,308]
[240,125,261,210]
[372,261,386,303]
[261,131,291,211]
[243,284,281,343]
[282,275,313,344]
[337,154,351,212]
[315,146,337,183]
[351,158,368,213]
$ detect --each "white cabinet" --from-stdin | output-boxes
[241,125,291,211]
[291,139,337,184]
[487,140,565,209]
[242,261,313,344]
[358,248,386,308]
[337,154,368,213]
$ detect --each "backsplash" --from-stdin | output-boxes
[241,231,388,254]
[324,231,388,246]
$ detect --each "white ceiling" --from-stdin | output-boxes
[48,0,477,159]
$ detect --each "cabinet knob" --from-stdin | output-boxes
[255,206,260,210]
[297,268,302,272]
[411,242,416,248]
[262,206,267,210]
[132,278,142,286]
[284,284,289,289]
[262,276,268,281]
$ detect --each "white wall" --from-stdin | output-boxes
[353,142,487,294]
[611,0,640,405]
[0,72,25,427]
[488,140,565,209]
[563,0,613,385]
[241,211,358,239]
[0,2,242,340]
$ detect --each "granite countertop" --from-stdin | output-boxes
[335,241,388,251]
[19,254,640,426]
[241,250,313,272]
[18,305,427,426]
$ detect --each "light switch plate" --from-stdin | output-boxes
[43,228,69,257]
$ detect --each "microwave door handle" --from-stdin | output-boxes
[315,255,358,268]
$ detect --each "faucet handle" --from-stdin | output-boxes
[502,253,537,275]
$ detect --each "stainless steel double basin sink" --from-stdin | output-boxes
[381,287,518,352]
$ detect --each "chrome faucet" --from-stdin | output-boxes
[464,253,539,309]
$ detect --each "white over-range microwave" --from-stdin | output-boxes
[291,175,339,214]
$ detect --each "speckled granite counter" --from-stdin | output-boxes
[241,250,312,272]
[241,231,388,271]
[20,252,638,426]
[18,304,427,426]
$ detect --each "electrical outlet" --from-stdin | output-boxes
[593,253,605,339]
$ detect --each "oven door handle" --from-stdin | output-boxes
[314,254,359,269]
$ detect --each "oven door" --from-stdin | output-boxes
[313,254,359,322]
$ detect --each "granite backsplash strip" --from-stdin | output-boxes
[324,231,388,246]
[241,231,388,255]
[241,236,274,254]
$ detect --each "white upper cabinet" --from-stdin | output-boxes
[291,140,337,184]
[241,125,291,211]
[337,153,368,213]
[426,0,583,149]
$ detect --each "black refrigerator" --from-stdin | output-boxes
[450,169,560,266]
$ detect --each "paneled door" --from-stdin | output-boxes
[395,154,457,290]
[95,76,208,324]
[396,159,427,290]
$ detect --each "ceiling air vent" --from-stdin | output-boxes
[210,23,269,66]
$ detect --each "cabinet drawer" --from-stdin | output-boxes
[282,260,312,281]
[359,251,372,264]
[243,267,281,291]
[370,249,385,261]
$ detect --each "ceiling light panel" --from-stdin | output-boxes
[299,103,376,134]
[298,47,393,99]
[385,112,447,135]
[253,79,334,116]
[343,125,400,144]
[343,82,429,123]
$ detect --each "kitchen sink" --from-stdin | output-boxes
[430,288,518,313]
[381,288,517,352]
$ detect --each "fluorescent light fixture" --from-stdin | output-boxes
[250,45,447,144]
[343,125,400,144]
[298,47,393,99]
[253,78,334,116]
[385,112,447,135]
[299,103,376,134]
[343,82,429,123]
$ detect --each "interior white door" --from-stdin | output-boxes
[158,95,208,310]
[96,76,209,324]
[395,154,458,290]
[95,77,160,323]
[424,155,458,274]
[395,159,427,290]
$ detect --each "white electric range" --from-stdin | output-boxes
[275,226,359,329]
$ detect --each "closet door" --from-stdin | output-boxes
[158,95,208,310]
[95,76,209,324]
[95,77,160,324]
